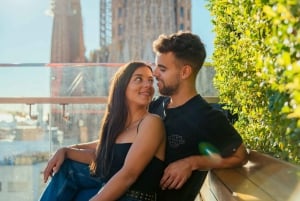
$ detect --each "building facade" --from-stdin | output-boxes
[108,0,191,62]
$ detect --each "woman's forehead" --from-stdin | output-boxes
[133,66,153,74]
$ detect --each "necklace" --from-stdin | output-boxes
[125,115,146,131]
[125,119,140,131]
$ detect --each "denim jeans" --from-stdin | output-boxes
[39,159,101,201]
[39,159,157,201]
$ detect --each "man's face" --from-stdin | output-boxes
[153,52,181,96]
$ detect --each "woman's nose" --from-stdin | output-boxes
[143,80,153,87]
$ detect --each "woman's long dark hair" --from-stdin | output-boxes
[90,61,152,178]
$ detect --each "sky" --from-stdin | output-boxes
[0,0,214,63]
[0,0,214,99]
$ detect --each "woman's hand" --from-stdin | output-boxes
[43,147,67,183]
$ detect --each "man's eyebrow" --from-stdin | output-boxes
[157,64,167,68]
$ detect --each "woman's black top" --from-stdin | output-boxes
[102,143,165,192]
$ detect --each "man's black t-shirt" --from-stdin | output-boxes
[149,95,243,201]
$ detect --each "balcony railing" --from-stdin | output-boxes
[0,63,218,200]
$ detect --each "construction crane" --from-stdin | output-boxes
[99,0,111,62]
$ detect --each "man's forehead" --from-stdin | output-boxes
[154,57,166,68]
[155,53,176,65]
[155,53,167,62]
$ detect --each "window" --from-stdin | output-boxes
[118,8,122,18]
[118,24,123,36]
[180,7,184,18]
[180,24,184,30]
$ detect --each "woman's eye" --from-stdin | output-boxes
[134,77,142,82]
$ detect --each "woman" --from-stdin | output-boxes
[40,62,165,201]
[88,61,166,201]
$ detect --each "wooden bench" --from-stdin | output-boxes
[198,150,300,201]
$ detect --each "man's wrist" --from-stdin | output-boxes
[184,156,198,171]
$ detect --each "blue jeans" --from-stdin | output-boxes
[39,159,157,201]
[39,159,101,201]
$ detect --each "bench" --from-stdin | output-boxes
[198,150,300,201]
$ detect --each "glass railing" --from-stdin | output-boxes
[0,63,121,200]
[0,63,218,201]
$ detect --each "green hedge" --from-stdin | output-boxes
[206,0,300,164]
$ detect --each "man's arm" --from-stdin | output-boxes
[188,143,249,170]
[160,144,248,190]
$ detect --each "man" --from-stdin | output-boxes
[149,31,248,200]
[39,31,248,201]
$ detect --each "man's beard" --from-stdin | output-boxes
[159,82,179,96]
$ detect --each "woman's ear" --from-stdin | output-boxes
[181,65,193,79]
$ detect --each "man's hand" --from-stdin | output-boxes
[43,148,66,183]
[160,159,192,190]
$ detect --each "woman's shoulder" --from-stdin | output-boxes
[143,113,163,124]
[137,113,165,141]
[137,113,164,131]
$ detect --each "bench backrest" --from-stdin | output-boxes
[199,150,300,201]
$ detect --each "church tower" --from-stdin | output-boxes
[50,0,85,63]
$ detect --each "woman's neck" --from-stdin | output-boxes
[126,109,148,128]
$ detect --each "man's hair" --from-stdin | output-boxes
[153,31,206,73]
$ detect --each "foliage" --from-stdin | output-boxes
[206,0,300,163]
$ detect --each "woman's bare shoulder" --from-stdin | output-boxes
[140,113,164,133]
[144,113,163,121]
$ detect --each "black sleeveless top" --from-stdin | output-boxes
[102,143,165,192]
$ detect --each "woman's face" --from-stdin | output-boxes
[125,66,154,107]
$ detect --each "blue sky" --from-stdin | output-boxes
[0,0,214,63]
[0,0,215,105]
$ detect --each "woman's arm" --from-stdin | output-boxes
[68,140,99,150]
[43,141,98,183]
[90,114,165,201]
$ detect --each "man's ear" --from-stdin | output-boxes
[181,65,193,79]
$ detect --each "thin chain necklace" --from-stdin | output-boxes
[125,115,146,131]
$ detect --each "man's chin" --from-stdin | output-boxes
[158,88,164,95]
[159,90,169,96]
